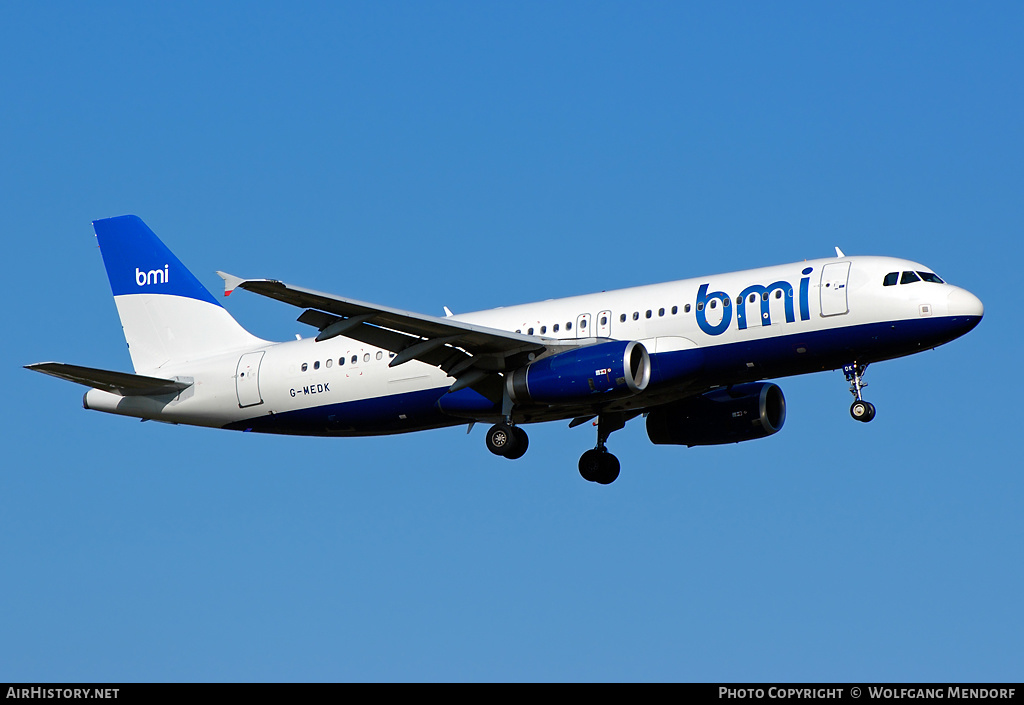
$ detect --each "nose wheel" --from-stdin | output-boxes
[850,399,876,422]
[844,362,876,423]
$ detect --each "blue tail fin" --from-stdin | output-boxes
[92,215,264,372]
[93,215,221,304]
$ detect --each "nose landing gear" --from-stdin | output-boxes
[844,363,876,423]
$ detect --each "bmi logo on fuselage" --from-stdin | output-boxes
[136,266,169,287]
[696,267,814,336]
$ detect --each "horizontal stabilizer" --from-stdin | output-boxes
[25,362,192,397]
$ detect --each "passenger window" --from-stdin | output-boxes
[528,328,534,335]
[633,312,639,320]
[313,360,320,370]
[351,355,358,364]
[671,305,678,315]
[326,359,332,368]
[918,271,945,284]
[883,272,899,286]
[339,357,345,366]
[363,353,370,362]
[566,322,572,330]
[697,302,704,311]
[684,304,691,313]
[709,300,717,309]
[620,314,626,323]
[645,310,652,318]
[723,298,730,308]
[775,290,782,299]
[301,363,308,372]
[901,271,921,284]
[376,351,383,360]
[599,316,607,326]
[749,293,757,303]
[658,308,665,317]
[553,323,560,332]
[540,326,547,334]
[580,319,587,329]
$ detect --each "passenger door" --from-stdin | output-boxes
[235,351,265,408]
[820,262,851,317]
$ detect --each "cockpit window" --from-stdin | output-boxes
[900,271,921,284]
[917,271,945,284]
[883,272,899,286]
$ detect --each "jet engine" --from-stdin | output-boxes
[506,340,651,405]
[646,382,786,446]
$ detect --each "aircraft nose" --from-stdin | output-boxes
[947,287,984,318]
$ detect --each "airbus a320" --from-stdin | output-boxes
[27,216,983,484]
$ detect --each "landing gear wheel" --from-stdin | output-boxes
[504,427,529,460]
[579,449,602,482]
[578,448,620,484]
[850,400,876,423]
[486,423,516,456]
[595,453,620,485]
[486,423,528,459]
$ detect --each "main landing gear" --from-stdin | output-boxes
[578,414,626,485]
[844,362,876,423]
[486,421,529,460]
[484,413,628,485]
[579,448,620,485]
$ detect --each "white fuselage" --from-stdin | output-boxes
[82,255,983,435]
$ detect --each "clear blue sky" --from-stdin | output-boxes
[3,2,1021,682]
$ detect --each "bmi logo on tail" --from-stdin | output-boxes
[136,265,169,287]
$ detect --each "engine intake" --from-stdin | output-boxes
[507,340,651,405]
[646,382,786,446]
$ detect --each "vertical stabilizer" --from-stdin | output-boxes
[93,215,265,373]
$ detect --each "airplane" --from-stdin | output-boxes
[27,215,984,484]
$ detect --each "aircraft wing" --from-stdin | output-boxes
[217,273,570,394]
[25,362,192,397]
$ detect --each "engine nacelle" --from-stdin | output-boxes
[507,340,651,405]
[646,382,786,446]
